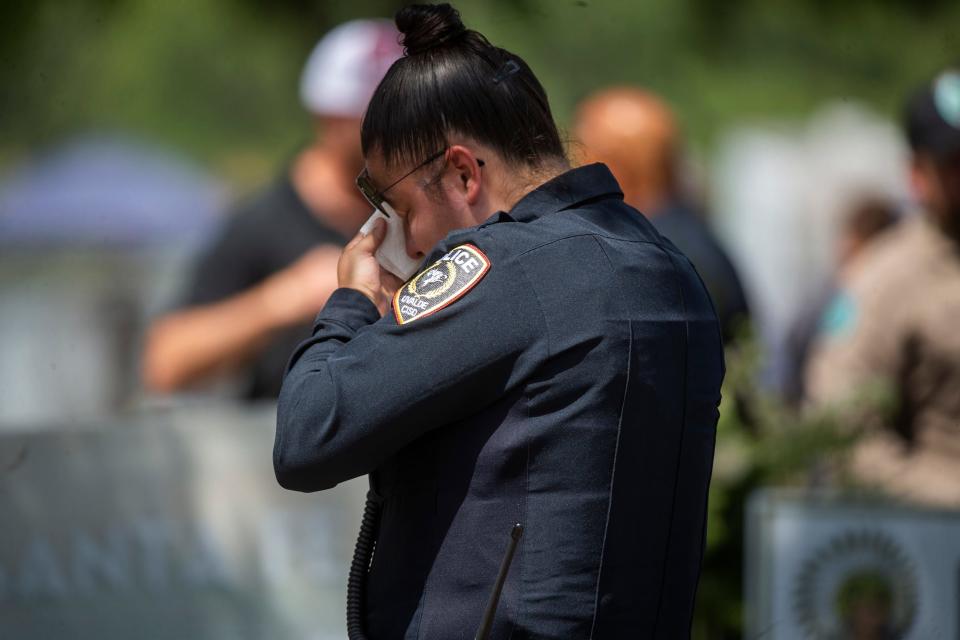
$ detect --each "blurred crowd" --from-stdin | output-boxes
[1,14,958,512]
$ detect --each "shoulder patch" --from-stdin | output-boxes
[393,244,490,325]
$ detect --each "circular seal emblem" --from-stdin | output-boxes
[792,530,918,639]
[409,262,457,299]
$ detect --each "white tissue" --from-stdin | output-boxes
[358,203,421,280]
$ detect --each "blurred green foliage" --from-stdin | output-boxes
[692,330,896,639]
[1,0,958,185]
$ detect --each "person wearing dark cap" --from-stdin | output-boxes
[274,3,724,638]
[142,21,402,399]
[806,66,960,507]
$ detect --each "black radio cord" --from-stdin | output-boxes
[346,489,383,640]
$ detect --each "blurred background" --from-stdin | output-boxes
[2,0,959,638]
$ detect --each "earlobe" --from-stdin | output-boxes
[463,165,481,205]
[447,144,482,205]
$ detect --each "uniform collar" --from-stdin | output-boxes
[502,163,623,224]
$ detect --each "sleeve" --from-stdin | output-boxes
[804,268,907,408]
[273,251,545,492]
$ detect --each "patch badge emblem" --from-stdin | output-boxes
[393,244,490,324]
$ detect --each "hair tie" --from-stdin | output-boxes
[492,59,520,84]
[403,25,467,56]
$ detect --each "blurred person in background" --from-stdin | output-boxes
[781,196,898,406]
[805,66,960,507]
[142,20,402,400]
[574,87,750,343]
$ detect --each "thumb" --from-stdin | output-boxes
[359,217,388,252]
[370,216,388,244]
[348,217,387,253]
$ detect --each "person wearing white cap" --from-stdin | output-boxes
[142,19,402,399]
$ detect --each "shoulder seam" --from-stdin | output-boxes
[516,232,662,258]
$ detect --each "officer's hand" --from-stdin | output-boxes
[339,219,402,315]
[261,245,342,326]
[378,269,404,315]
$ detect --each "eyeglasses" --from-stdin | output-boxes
[356,148,448,217]
[356,149,485,216]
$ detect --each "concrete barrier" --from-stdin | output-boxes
[0,404,367,639]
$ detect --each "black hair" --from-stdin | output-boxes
[361,3,566,171]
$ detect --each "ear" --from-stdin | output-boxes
[909,154,932,204]
[446,145,483,205]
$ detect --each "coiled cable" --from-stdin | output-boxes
[346,489,382,640]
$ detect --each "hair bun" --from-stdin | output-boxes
[396,3,467,55]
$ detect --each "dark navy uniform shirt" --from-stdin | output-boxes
[275,164,724,639]
[651,201,750,343]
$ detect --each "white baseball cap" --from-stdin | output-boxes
[300,19,403,118]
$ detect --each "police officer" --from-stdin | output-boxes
[275,3,724,638]
[805,66,960,507]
